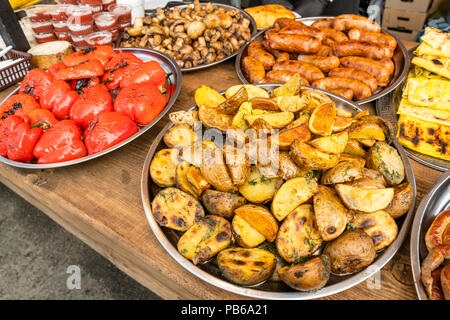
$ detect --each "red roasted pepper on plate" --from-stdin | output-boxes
[71,77,100,93]
[70,84,113,129]
[19,69,53,101]
[39,80,79,120]
[33,120,87,164]
[63,46,115,68]
[28,109,58,127]
[120,60,166,88]
[114,83,166,125]
[84,112,138,155]
[0,93,40,124]
[47,62,67,77]
[102,52,143,90]
[55,59,104,81]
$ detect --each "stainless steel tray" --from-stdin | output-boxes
[0,47,182,169]
[141,83,417,300]
[235,16,410,105]
[118,3,257,73]
[410,170,450,300]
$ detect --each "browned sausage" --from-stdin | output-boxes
[328,67,378,92]
[311,76,372,100]
[316,45,333,57]
[242,56,266,83]
[334,14,381,32]
[273,17,299,29]
[332,40,394,60]
[278,25,325,41]
[265,70,309,85]
[261,40,291,62]
[348,28,397,49]
[248,41,275,70]
[329,88,354,100]
[266,32,321,54]
[272,60,325,82]
[339,56,394,87]
[320,27,349,42]
[311,18,335,29]
[297,55,340,73]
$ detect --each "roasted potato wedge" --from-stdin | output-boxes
[285,111,310,130]
[217,87,249,114]
[366,141,405,186]
[195,85,226,108]
[335,184,394,213]
[176,161,201,198]
[350,210,398,251]
[245,111,294,129]
[234,204,278,242]
[278,255,331,291]
[152,187,204,231]
[178,215,231,264]
[198,104,234,132]
[313,185,348,241]
[231,101,252,130]
[277,122,311,150]
[239,166,283,204]
[274,95,309,113]
[384,182,414,218]
[308,102,336,136]
[332,116,354,133]
[150,148,180,187]
[201,189,247,220]
[336,108,353,118]
[223,145,250,186]
[301,88,332,111]
[361,168,387,186]
[344,139,366,157]
[225,84,270,100]
[251,97,280,111]
[217,248,276,286]
[232,215,266,248]
[249,118,274,135]
[276,204,323,263]
[358,115,390,139]
[186,165,211,195]
[343,177,386,189]
[278,151,314,180]
[321,161,363,185]
[200,145,237,192]
[163,124,196,148]
[324,230,376,275]
[348,121,385,141]
[273,73,303,97]
[338,153,366,167]
[290,140,339,170]
[358,139,376,147]
[169,110,199,128]
[309,131,348,154]
[272,177,319,221]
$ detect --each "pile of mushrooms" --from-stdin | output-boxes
[121,0,252,68]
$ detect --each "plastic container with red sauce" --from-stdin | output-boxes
[118,21,131,33]
[59,0,78,4]
[53,21,69,32]
[68,17,94,35]
[110,28,119,41]
[102,0,116,11]
[71,34,88,48]
[79,0,102,5]
[55,31,71,41]
[85,31,113,46]
[31,21,54,34]
[67,5,93,24]
[86,4,103,14]
[28,6,52,23]
[50,5,70,22]
[93,12,118,30]
[34,32,56,44]
[109,4,132,24]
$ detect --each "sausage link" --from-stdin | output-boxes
[242,56,266,83]
[316,45,333,57]
[320,27,349,42]
[272,60,325,82]
[278,25,325,41]
[339,56,394,87]
[273,17,300,29]
[334,14,381,32]
[248,41,275,70]
[329,88,354,100]
[265,70,309,85]
[261,40,292,62]
[332,40,394,60]
[348,28,397,49]
[311,18,335,29]
[297,55,340,73]
[266,32,321,54]
[328,67,378,92]
[311,76,372,100]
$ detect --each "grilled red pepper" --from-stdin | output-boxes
[19,69,53,101]
[33,120,87,164]
[47,62,67,77]
[114,83,166,125]
[55,59,104,81]
[120,60,166,88]
[84,112,138,155]
[71,77,100,93]
[70,84,113,129]
[102,52,143,90]
[0,93,40,124]
[0,115,44,162]
[28,109,58,128]
[63,46,115,68]
[39,80,79,120]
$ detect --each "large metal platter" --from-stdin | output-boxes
[141,83,417,300]
[235,16,410,105]
[118,3,257,73]
[0,47,182,169]
[410,170,450,300]
[376,48,450,172]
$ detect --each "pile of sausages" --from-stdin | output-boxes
[242,14,397,101]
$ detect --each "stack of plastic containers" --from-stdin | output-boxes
[109,4,132,33]
[29,6,56,44]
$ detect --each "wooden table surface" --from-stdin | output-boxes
[0,40,444,300]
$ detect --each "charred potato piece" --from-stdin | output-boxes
[313,185,349,241]
[366,141,405,186]
[245,111,295,129]
[344,139,366,157]
[225,85,270,100]
[384,182,414,218]
[350,210,398,251]
[321,161,363,185]
[272,177,319,221]
[232,215,266,248]
[200,145,237,192]
[198,104,234,132]
[186,165,211,195]
[276,204,323,263]
[238,166,283,204]
[348,121,385,141]
[290,140,339,170]
[338,153,366,167]
[152,187,204,231]
[178,215,231,264]
[277,122,311,150]
[201,189,247,220]
[163,124,196,148]
[278,151,314,180]
[150,148,180,187]
[217,248,276,286]
[324,230,376,275]
[309,131,348,154]
[234,204,279,242]
[195,85,226,108]
[217,87,249,114]
[335,184,394,213]
[278,255,331,291]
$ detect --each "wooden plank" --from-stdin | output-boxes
[0,40,442,300]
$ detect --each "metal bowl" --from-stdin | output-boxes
[235,16,410,105]
[141,83,417,300]
[410,170,450,300]
[118,3,257,73]
[0,47,182,169]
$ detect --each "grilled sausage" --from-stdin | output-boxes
[311,76,372,100]
[329,88,354,100]
[328,67,378,92]
[278,25,325,41]
[333,14,381,32]
[316,45,333,57]
[320,27,349,42]
[297,55,340,73]
[339,56,394,87]
[248,41,275,70]
[311,18,335,29]
[242,56,266,83]
[273,17,300,29]
[261,40,291,62]
[266,32,321,54]
[332,40,394,60]
[266,70,309,85]
[348,28,397,49]
[272,60,325,82]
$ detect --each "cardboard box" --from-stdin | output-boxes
[382,8,428,31]
[385,0,432,13]
[384,27,420,41]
